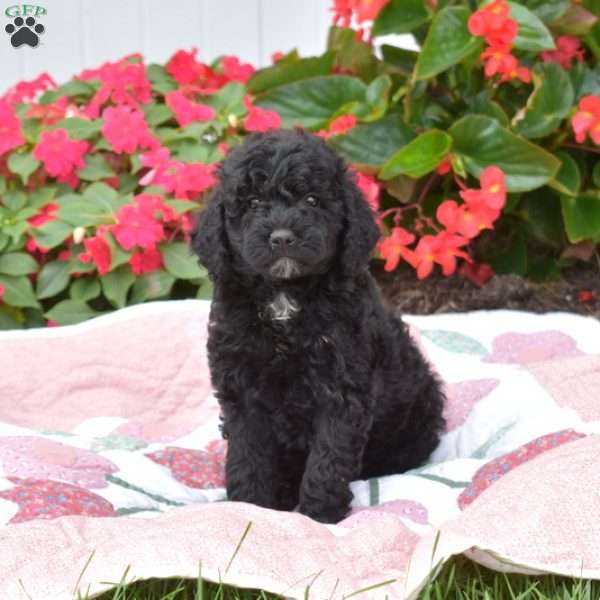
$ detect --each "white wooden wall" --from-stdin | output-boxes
[0,0,332,93]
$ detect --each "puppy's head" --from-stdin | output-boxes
[192,129,380,282]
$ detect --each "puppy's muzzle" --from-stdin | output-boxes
[269,229,297,251]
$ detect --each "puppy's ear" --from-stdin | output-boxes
[192,186,230,281]
[339,170,381,276]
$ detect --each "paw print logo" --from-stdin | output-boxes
[5,16,45,48]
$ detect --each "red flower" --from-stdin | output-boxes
[149,161,217,200]
[0,284,5,298]
[317,114,358,139]
[541,36,585,70]
[129,247,163,275]
[577,289,597,303]
[351,0,390,23]
[460,261,495,287]
[405,233,469,279]
[460,165,506,210]
[499,63,531,84]
[136,193,178,222]
[437,199,499,239]
[480,45,516,78]
[166,48,207,85]
[33,128,89,180]
[436,158,452,175]
[354,171,380,211]
[378,227,415,272]
[468,0,518,47]
[79,55,152,118]
[0,100,25,156]
[101,106,158,154]
[222,56,255,84]
[26,96,69,125]
[243,96,282,133]
[271,51,285,64]
[79,235,112,275]
[112,202,165,250]
[332,0,353,26]
[165,90,216,127]
[27,202,58,227]
[1,73,56,105]
[572,95,600,144]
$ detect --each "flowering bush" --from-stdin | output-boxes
[1,0,600,327]
[0,51,283,327]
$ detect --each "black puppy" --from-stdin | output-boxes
[192,129,445,523]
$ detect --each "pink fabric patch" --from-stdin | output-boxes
[458,430,586,510]
[0,478,117,523]
[444,379,499,432]
[0,306,215,436]
[0,437,117,488]
[528,354,600,422]
[145,440,226,489]
[343,500,429,527]
[483,331,582,364]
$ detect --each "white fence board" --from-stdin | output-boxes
[0,0,333,93]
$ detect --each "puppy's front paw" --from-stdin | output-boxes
[299,501,349,524]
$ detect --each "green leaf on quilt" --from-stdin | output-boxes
[414,473,471,488]
[470,421,517,459]
[421,330,488,355]
[91,435,148,452]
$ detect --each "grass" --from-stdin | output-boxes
[85,557,600,600]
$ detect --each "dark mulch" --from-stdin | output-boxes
[372,261,600,318]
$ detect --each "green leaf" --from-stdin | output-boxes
[421,330,488,355]
[20,118,42,144]
[491,234,528,275]
[70,277,101,301]
[0,252,39,276]
[0,306,23,329]
[255,75,366,129]
[469,93,509,127]
[147,64,177,94]
[248,53,335,94]
[7,152,40,184]
[36,260,71,299]
[549,151,581,196]
[130,270,176,303]
[381,45,419,75]
[415,7,483,80]
[30,220,73,249]
[330,114,415,168]
[57,198,111,227]
[196,278,213,300]
[162,242,207,280]
[521,189,566,248]
[507,2,556,51]
[380,129,452,180]
[593,160,600,188]
[449,115,561,192]
[514,64,574,139]
[362,74,392,121]
[164,200,197,214]
[172,141,222,164]
[561,193,600,242]
[101,266,135,308]
[204,82,246,117]
[28,187,57,209]
[3,191,26,212]
[143,103,174,127]
[373,0,429,35]
[519,0,570,22]
[54,117,102,140]
[77,154,115,181]
[558,4,599,36]
[0,274,40,308]
[82,182,125,215]
[327,27,379,82]
[45,299,101,325]
[56,79,96,99]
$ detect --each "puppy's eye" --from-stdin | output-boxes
[305,195,318,207]
[249,197,262,209]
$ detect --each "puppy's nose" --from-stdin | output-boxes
[269,229,296,249]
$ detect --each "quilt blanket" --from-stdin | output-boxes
[0,300,599,600]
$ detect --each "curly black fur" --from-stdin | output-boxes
[192,129,445,523]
